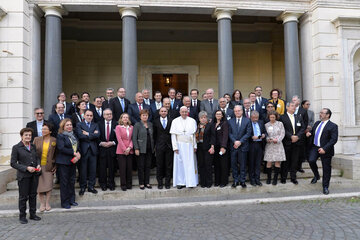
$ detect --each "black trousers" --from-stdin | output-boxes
[80,149,97,189]
[308,146,332,188]
[137,151,152,185]
[248,141,263,183]
[156,146,173,186]
[214,146,228,186]
[282,143,300,180]
[197,143,213,187]
[117,154,133,188]
[98,147,116,188]
[58,164,76,208]
[18,174,39,218]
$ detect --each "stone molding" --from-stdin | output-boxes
[0,6,6,20]
[118,6,141,19]
[38,4,68,18]
[213,8,236,21]
[277,11,304,24]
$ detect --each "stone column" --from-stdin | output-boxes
[119,7,140,103]
[29,4,43,118]
[279,11,303,102]
[39,5,66,117]
[214,8,235,98]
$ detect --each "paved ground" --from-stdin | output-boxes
[1,198,360,240]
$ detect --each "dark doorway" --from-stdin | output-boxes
[152,74,189,97]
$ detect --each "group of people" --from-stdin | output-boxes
[10,86,338,224]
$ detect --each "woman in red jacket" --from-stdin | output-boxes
[115,113,134,191]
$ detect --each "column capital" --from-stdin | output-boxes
[118,6,141,19]
[38,4,67,18]
[29,4,44,21]
[213,8,236,21]
[277,11,304,24]
[0,7,7,21]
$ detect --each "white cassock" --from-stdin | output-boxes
[170,116,199,187]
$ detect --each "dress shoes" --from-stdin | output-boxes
[240,182,247,188]
[214,184,220,187]
[101,186,107,191]
[158,185,163,189]
[281,179,286,184]
[298,169,305,173]
[231,182,239,188]
[79,188,86,196]
[165,185,170,189]
[219,184,226,188]
[311,176,320,184]
[256,181,263,186]
[145,185,152,189]
[62,205,71,209]
[19,217,28,224]
[140,186,145,190]
[291,179,298,185]
[250,181,256,187]
[30,215,41,221]
[109,186,115,191]
[70,202,78,206]
[177,185,185,189]
[88,188,98,194]
[121,186,127,191]
[323,187,329,195]
[126,185,132,190]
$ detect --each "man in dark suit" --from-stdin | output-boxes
[228,105,252,188]
[200,88,218,122]
[248,111,266,186]
[109,87,130,122]
[243,98,252,119]
[306,108,338,195]
[128,92,152,124]
[254,86,268,118]
[168,88,182,112]
[218,97,234,121]
[280,102,306,184]
[81,92,96,111]
[98,108,117,191]
[142,89,153,106]
[153,107,173,189]
[161,97,178,119]
[190,88,201,115]
[150,91,163,119]
[76,109,100,195]
[70,93,79,113]
[102,88,114,109]
[182,96,198,122]
[48,102,71,137]
[26,108,48,141]
[93,97,103,123]
[51,92,73,115]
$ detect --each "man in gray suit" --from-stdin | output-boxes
[200,88,218,122]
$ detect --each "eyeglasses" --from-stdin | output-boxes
[35,112,44,115]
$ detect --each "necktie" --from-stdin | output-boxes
[209,100,213,111]
[87,122,91,129]
[257,97,261,105]
[138,104,142,111]
[106,122,110,142]
[162,119,166,129]
[97,109,101,117]
[237,119,240,129]
[187,108,190,116]
[251,105,255,111]
[246,110,249,118]
[120,99,124,112]
[60,114,64,120]
[253,122,258,136]
[171,100,174,109]
[289,114,295,134]
[86,103,89,109]
[314,121,324,146]
[194,100,197,107]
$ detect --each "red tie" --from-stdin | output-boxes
[138,104,142,111]
[106,122,110,142]
[246,110,249,118]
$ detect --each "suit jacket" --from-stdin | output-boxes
[48,113,71,136]
[10,141,40,180]
[55,133,79,165]
[115,125,134,155]
[296,107,309,128]
[26,120,49,141]
[143,98,154,106]
[309,120,338,157]
[132,121,154,153]
[33,136,57,171]
[170,98,182,111]
[249,120,266,145]
[109,97,130,121]
[212,120,229,148]
[191,99,201,114]
[188,106,199,122]
[71,112,83,128]
[102,99,112,110]
[197,123,215,151]
[51,102,73,115]
[228,117,252,152]
[92,107,104,123]
[255,97,268,116]
[217,107,234,121]
[153,116,173,150]
[280,113,306,146]
[75,121,100,155]
[128,102,152,124]
[87,102,96,112]
[98,119,117,156]
[200,99,219,120]
[150,101,163,119]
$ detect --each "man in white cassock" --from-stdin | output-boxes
[170,106,199,189]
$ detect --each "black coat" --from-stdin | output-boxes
[153,116,173,150]
[75,121,100,155]
[48,113,71,137]
[197,123,216,151]
[51,102,73,116]
[26,120,48,141]
[109,97,130,122]
[10,141,40,180]
[56,133,79,165]
[296,107,309,129]
[212,120,229,149]
[309,120,338,157]
[98,120,118,157]
[128,103,152,124]
[280,113,306,146]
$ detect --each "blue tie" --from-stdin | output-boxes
[87,122,91,129]
[171,100,174,109]
[253,122,258,136]
[162,119,166,129]
[120,99,124,112]
[314,121,324,146]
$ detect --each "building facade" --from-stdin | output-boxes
[0,0,360,177]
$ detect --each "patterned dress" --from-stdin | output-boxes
[264,120,286,162]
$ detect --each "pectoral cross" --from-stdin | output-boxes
[183,129,186,134]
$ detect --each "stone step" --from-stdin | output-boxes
[6,166,340,191]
